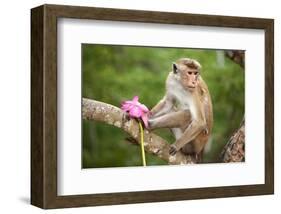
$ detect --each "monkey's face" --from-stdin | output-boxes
[180,68,199,92]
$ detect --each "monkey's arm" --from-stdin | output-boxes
[149,110,191,130]
[150,95,173,118]
[170,119,206,155]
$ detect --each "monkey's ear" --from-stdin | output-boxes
[172,63,178,74]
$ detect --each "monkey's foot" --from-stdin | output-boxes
[169,144,178,155]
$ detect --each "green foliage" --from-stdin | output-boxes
[82,44,244,168]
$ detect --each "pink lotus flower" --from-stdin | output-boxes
[121,96,149,128]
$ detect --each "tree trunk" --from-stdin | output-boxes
[225,50,245,68]
[220,118,245,162]
[221,50,245,162]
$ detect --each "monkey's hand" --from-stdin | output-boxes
[169,144,179,155]
[122,112,131,122]
[147,111,153,117]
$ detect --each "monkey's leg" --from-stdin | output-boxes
[148,110,191,130]
[169,121,206,155]
[180,142,195,154]
[171,128,183,140]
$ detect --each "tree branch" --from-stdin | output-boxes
[82,98,196,164]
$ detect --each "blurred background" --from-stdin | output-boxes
[82,44,244,168]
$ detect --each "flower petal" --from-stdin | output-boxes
[121,96,150,121]
[121,103,131,111]
[141,113,149,128]
[129,107,142,118]
[132,96,139,103]
[139,104,149,112]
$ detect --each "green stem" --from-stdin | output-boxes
[138,121,146,166]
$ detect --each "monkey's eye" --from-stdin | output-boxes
[195,72,199,75]
[188,72,192,75]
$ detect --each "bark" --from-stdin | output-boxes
[220,118,245,162]
[82,98,197,164]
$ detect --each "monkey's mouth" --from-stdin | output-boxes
[188,86,196,89]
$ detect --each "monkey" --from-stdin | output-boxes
[148,58,213,161]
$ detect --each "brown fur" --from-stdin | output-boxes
[148,58,213,161]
